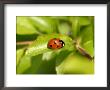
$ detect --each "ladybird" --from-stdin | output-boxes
[47,38,65,49]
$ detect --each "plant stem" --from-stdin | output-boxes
[16,41,33,45]
[74,38,93,60]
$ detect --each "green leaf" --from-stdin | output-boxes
[82,40,94,57]
[18,54,56,74]
[16,34,38,42]
[25,54,56,74]
[22,54,44,74]
[69,17,80,38]
[16,16,39,35]
[42,51,57,61]
[50,16,69,21]
[89,16,94,42]
[16,48,25,66]
[58,22,71,35]
[25,34,75,56]
[16,55,31,74]
[16,45,28,50]
[79,16,91,26]
[56,52,94,74]
[80,25,94,44]
[79,18,94,57]
[56,50,73,67]
[28,16,58,34]
[89,16,94,24]
[69,16,92,38]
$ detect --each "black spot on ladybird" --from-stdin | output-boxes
[47,38,65,49]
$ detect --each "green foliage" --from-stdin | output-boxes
[56,52,94,74]
[17,17,40,35]
[28,16,58,34]
[16,16,94,74]
[58,22,71,35]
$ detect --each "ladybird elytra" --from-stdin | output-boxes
[47,38,65,49]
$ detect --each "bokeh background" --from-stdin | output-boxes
[16,16,94,74]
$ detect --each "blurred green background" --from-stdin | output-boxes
[16,16,94,74]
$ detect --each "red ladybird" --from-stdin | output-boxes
[47,38,65,49]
